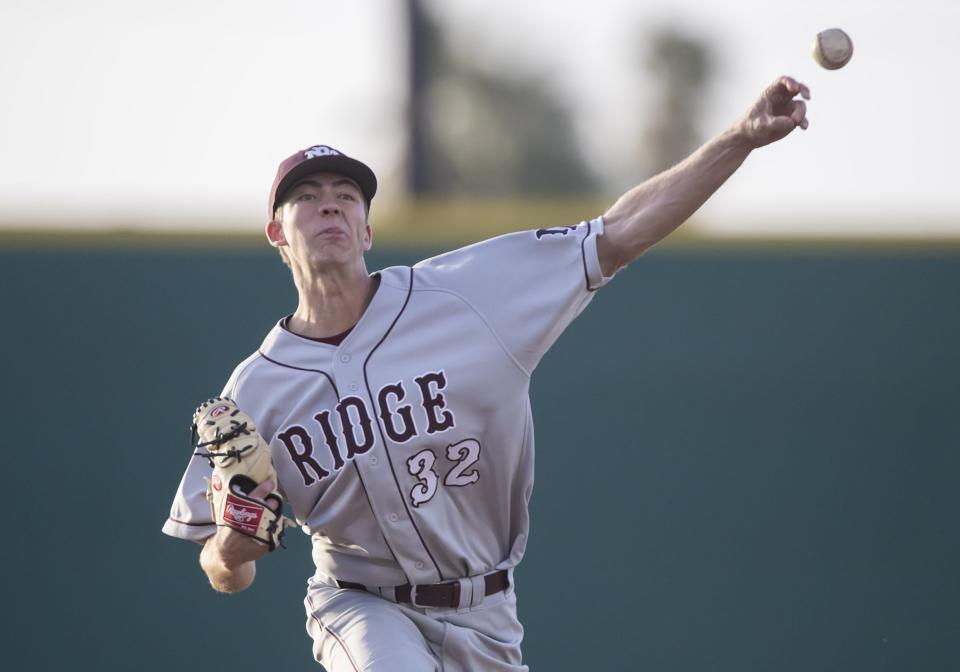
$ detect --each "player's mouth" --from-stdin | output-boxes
[316,227,347,238]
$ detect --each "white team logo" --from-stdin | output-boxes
[304,145,342,159]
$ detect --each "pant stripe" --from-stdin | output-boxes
[306,593,362,672]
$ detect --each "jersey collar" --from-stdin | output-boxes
[258,266,413,369]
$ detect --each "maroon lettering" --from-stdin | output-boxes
[535,226,575,239]
[336,396,375,457]
[377,382,417,443]
[276,425,329,486]
[415,371,455,434]
[314,411,345,471]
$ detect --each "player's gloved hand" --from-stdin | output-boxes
[192,397,296,552]
[212,480,280,568]
[737,76,811,148]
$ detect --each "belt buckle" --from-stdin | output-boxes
[409,583,425,608]
[409,581,459,608]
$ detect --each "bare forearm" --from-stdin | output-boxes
[200,535,257,593]
[601,127,752,267]
[598,76,811,275]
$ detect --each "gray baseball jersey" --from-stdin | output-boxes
[163,217,612,591]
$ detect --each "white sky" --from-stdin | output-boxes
[1,0,957,236]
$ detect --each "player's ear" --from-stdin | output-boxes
[266,218,287,247]
[362,222,373,251]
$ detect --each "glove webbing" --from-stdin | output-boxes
[192,421,257,467]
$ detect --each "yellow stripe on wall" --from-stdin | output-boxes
[1,198,957,252]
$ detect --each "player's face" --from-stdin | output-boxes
[270,172,372,271]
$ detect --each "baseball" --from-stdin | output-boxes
[812,28,854,70]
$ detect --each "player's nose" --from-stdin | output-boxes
[319,201,342,216]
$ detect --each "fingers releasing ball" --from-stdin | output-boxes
[813,28,853,70]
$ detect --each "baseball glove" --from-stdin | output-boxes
[191,397,295,551]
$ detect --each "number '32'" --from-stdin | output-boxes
[406,439,481,507]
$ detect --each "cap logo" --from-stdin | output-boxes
[303,145,342,159]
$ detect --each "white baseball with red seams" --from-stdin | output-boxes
[163,218,614,670]
[812,28,854,70]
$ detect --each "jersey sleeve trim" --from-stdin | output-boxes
[581,216,615,292]
[167,517,215,527]
[161,517,216,543]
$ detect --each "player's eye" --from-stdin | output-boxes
[297,193,316,201]
[338,192,356,201]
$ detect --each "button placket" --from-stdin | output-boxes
[312,275,439,586]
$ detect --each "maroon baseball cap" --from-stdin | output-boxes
[268,145,378,219]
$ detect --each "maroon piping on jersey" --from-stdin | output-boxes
[580,219,599,292]
[257,342,403,562]
[256,351,341,399]
[361,266,445,581]
[281,315,354,346]
[256,351,342,512]
[168,518,215,527]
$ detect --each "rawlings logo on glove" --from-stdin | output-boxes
[224,496,263,528]
[191,397,296,551]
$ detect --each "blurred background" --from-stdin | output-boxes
[2,0,957,670]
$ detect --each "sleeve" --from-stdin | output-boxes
[412,216,615,374]
[160,357,257,543]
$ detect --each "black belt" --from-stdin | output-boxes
[337,569,510,608]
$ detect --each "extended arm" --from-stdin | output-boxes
[598,76,811,276]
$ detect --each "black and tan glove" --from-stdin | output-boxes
[191,397,295,551]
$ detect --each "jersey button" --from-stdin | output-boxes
[349,382,359,391]
[369,456,378,466]
[388,513,399,523]
[339,353,351,363]
[415,561,424,570]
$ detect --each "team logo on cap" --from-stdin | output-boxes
[304,145,342,159]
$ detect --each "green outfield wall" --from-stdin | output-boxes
[2,242,957,671]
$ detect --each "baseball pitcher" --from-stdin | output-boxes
[163,76,811,670]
